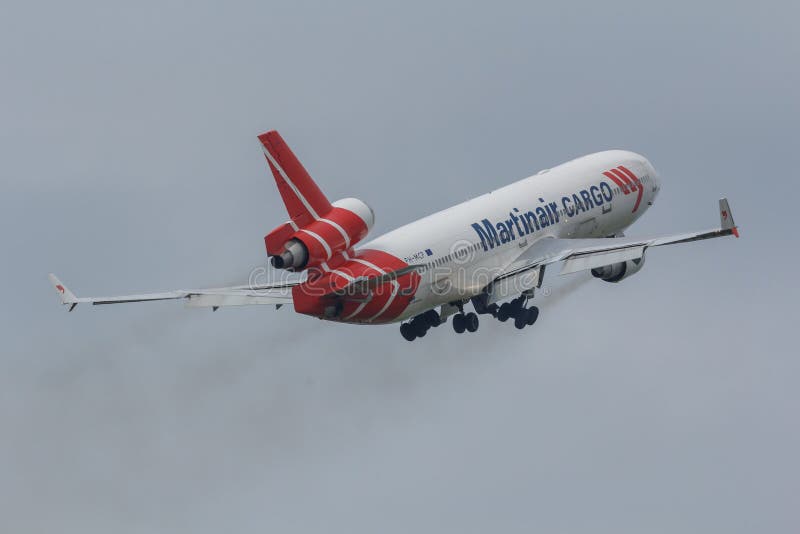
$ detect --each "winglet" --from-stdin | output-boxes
[719,198,739,238]
[48,273,79,311]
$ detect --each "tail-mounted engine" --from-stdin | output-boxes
[258,131,375,271]
[591,256,645,283]
[265,197,375,270]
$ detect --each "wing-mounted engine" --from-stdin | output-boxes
[258,131,375,272]
[591,256,645,283]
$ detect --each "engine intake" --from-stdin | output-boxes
[591,256,645,283]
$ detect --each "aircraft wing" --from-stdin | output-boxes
[48,274,297,312]
[500,198,738,280]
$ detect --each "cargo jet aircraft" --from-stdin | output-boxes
[50,131,738,341]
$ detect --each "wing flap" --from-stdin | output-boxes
[185,293,292,308]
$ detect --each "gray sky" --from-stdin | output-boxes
[1,1,798,532]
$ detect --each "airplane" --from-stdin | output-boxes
[49,130,739,341]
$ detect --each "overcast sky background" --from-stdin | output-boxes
[1,1,798,532]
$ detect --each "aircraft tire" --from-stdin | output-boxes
[400,323,416,341]
[497,303,511,322]
[526,306,539,325]
[452,313,466,334]
[413,319,428,337]
[465,312,479,332]
[425,309,441,327]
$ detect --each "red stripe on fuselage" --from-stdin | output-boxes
[291,249,419,324]
[603,170,629,194]
[346,249,420,323]
[609,168,634,193]
[617,165,644,213]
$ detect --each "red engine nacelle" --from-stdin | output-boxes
[265,197,375,271]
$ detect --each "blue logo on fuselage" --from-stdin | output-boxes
[471,181,614,251]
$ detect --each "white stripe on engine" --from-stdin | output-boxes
[300,229,332,259]
[318,217,351,248]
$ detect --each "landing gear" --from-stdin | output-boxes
[451,311,479,334]
[400,322,416,341]
[496,295,538,330]
[497,303,512,322]
[452,313,466,334]
[400,296,533,340]
[423,309,441,327]
[413,319,428,337]
[400,308,443,341]
[526,306,539,325]
[465,312,479,332]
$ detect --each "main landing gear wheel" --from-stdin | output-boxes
[526,306,539,325]
[413,319,429,337]
[424,309,441,327]
[497,303,512,322]
[400,322,416,341]
[452,313,466,334]
[465,312,479,332]
[512,306,539,329]
[453,312,478,333]
[400,309,444,341]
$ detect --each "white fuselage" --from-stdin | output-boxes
[360,150,661,322]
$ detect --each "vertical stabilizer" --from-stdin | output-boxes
[258,131,332,226]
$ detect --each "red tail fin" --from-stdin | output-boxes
[258,131,332,226]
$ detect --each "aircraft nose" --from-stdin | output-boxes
[646,160,661,202]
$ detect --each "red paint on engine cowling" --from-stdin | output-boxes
[264,206,370,268]
[295,206,369,266]
[264,222,297,257]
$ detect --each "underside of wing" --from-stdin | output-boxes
[498,197,739,279]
